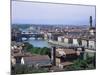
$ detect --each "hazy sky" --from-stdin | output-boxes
[12,1,96,25]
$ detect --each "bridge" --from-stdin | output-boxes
[21,27,44,40]
[21,32,44,40]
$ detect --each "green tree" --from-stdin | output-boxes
[24,42,33,51]
[64,55,96,71]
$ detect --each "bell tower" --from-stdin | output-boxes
[51,46,56,66]
[90,16,92,28]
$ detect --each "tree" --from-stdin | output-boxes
[64,55,96,71]
[24,42,33,51]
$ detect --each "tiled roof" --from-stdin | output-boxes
[23,55,51,66]
[56,48,76,57]
[11,41,24,46]
[23,55,50,61]
[12,52,25,57]
[64,35,81,39]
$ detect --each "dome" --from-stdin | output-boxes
[29,26,34,30]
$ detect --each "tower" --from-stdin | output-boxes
[51,46,56,66]
[89,16,96,35]
[90,16,92,28]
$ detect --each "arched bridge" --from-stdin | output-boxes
[21,31,44,40]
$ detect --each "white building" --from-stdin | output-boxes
[44,33,48,40]
[47,33,52,40]
[21,57,25,65]
[89,27,96,36]
[89,29,95,35]
[73,38,79,45]
[11,56,16,65]
[64,37,69,44]
[58,36,62,42]
[82,39,88,48]
[88,39,96,49]
[58,36,64,42]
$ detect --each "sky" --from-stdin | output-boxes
[12,1,96,25]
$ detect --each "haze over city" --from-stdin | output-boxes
[12,1,96,25]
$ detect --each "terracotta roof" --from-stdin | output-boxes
[64,35,80,39]
[23,55,51,66]
[23,55,50,62]
[56,48,76,57]
[11,41,24,46]
[64,49,76,54]
[12,49,20,53]
[12,53,25,57]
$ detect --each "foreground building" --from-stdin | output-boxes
[56,48,78,69]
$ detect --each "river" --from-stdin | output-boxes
[22,37,51,48]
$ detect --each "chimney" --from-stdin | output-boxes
[51,46,56,66]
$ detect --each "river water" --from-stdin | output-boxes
[22,38,50,48]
